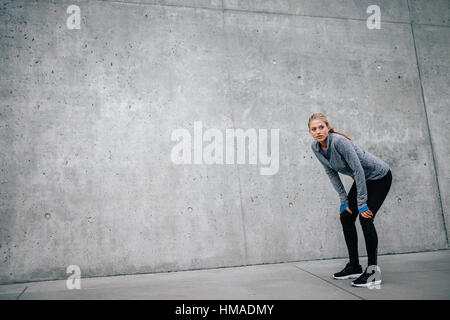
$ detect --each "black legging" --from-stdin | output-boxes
[340,169,392,267]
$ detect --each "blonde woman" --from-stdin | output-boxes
[308,113,392,288]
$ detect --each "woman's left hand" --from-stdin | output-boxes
[360,209,373,219]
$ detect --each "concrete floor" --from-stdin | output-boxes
[1,250,449,300]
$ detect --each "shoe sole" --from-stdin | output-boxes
[333,273,362,280]
[351,280,382,288]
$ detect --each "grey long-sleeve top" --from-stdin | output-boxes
[311,132,390,212]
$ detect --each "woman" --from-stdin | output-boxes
[308,113,392,288]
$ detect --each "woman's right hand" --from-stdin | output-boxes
[339,202,351,214]
[339,205,352,214]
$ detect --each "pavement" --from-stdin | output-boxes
[1,250,449,300]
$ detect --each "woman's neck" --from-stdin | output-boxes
[320,138,328,150]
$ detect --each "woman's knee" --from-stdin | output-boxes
[340,211,354,226]
[359,214,374,228]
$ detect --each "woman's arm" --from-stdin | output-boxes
[335,139,369,214]
[323,165,349,207]
[311,145,349,210]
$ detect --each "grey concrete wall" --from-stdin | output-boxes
[0,0,448,284]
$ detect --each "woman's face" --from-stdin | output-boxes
[309,119,330,144]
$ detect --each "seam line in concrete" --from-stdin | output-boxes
[292,265,365,300]
[407,0,449,247]
[219,2,249,265]
[388,268,450,274]
[223,7,410,25]
[37,0,450,28]
[15,286,27,300]
[411,22,450,29]
[236,164,249,264]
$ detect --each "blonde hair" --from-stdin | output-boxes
[308,113,352,141]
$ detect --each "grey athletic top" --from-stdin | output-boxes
[311,132,390,212]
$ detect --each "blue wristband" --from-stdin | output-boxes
[358,205,369,214]
[339,203,348,213]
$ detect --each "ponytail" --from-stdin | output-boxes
[329,127,352,141]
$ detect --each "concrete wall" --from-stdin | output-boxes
[0,0,448,284]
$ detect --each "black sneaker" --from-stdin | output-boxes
[333,262,363,280]
[351,267,382,288]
